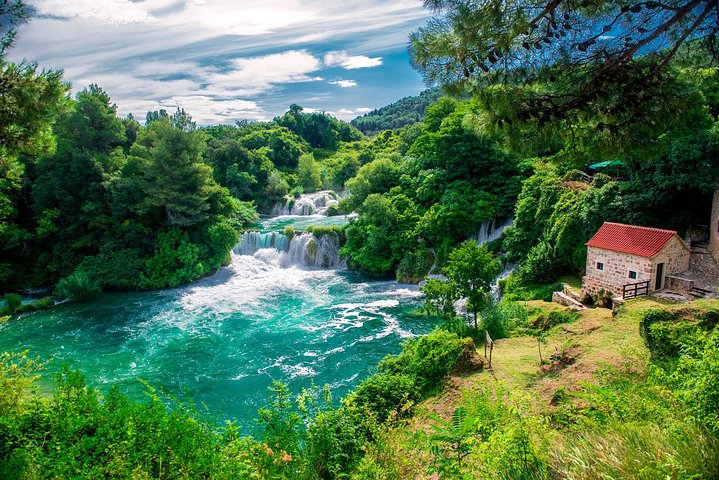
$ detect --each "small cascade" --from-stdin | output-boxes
[491,263,516,301]
[284,232,343,268]
[235,232,289,256]
[476,218,513,246]
[272,191,340,216]
[235,231,343,268]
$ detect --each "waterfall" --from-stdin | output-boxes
[491,263,516,301]
[235,232,289,256]
[476,218,513,246]
[235,231,343,268]
[272,191,340,216]
[283,232,343,268]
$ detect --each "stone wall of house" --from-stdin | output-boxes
[710,189,719,264]
[652,236,691,287]
[582,247,652,298]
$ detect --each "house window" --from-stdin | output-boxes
[596,262,604,271]
[628,270,637,280]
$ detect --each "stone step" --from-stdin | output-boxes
[690,286,715,298]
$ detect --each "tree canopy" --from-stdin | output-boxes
[410,0,719,150]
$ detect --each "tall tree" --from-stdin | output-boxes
[443,241,500,330]
[131,109,224,226]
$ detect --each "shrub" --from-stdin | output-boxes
[379,330,469,394]
[305,407,366,478]
[396,248,434,283]
[480,301,528,339]
[54,271,101,301]
[2,293,22,314]
[290,186,304,198]
[593,288,613,309]
[530,309,579,332]
[284,226,296,240]
[347,373,417,423]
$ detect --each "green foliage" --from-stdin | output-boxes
[297,153,322,192]
[379,329,469,395]
[529,310,579,332]
[347,373,417,424]
[668,330,719,432]
[350,88,441,136]
[421,278,459,318]
[140,228,205,289]
[54,271,101,301]
[500,275,563,302]
[305,407,366,479]
[0,351,42,414]
[2,294,22,314]
[444,241,500,328]
[480,301,529,339]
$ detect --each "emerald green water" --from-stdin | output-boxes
[252,214,352,232]
[0,249,432,430]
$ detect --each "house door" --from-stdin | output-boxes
[655,263,665,290]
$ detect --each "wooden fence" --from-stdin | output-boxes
[623,280,650,299]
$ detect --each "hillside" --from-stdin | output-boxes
[350,88,442,135]
[356,296,719,478]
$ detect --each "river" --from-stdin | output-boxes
[0,214,434,430]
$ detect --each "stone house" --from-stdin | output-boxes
[582,222,691,299]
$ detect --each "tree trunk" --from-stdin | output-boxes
[473,309,478,330]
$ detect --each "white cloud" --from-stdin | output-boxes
[324,51,383,69]
[337,108,354,115]
[13,0,430,123]
[355,107,373,113]
[197,7,316,36]
[207,50,323,96]
[34,0,153,24]
[328,79,358,88]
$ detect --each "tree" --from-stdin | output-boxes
[297,153,322,192]
[410,0,719,142]
[444,241,500,329]
[0,0,29,55]
[131,110,223,226]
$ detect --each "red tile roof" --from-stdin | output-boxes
[586,222,682,258]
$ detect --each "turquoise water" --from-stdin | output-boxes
[253,214,352,232]
[0,250,432,430]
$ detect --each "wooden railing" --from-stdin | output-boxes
[623,281,649,299]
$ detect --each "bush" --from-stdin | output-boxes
[396,248,434,283]
[305,407,366,478]
[347,373,417,423]
[2,294,22,314]
[54,271,101,301]
[290,185,304,198]
[501,275,562,302]
[284,226,295,240]
[480,301,529,339]
[379,330,469,394]
[530,309,579,332]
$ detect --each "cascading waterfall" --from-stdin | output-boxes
[272,191,340,216]
[284,232,342,268]
[235,232,289,256]
[235,231,343,268]
[476,218,513,246]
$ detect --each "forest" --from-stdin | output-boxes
[2,0,719,478]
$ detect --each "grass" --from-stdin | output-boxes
[365,296,719,479]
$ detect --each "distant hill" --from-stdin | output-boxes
[350,88,442,136]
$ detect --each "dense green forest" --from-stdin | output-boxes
[349,88,442,136]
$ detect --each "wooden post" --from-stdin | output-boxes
[485,330,493,370]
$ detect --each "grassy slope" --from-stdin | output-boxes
[369,296,719,479]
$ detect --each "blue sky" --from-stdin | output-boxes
[9,0,432,124]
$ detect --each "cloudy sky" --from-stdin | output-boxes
[8,0,432,124]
